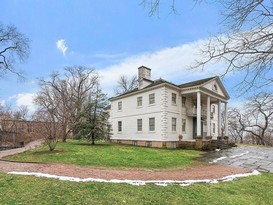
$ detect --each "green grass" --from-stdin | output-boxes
[4,140,200,169]
[0,172,273,205]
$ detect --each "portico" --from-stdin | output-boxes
[181,80,229,139]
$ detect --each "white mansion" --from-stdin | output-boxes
[109,66,229,148]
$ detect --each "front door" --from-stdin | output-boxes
[193,117,203,139]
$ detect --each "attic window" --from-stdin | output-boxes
[212,84,218,92]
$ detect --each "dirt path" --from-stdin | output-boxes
[0,141,251,181]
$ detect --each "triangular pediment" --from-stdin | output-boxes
[202,77,229,100]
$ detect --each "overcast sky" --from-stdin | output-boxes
[0,0,263,112]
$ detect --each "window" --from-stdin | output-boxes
[118,121,122,132]
[212,105,215,113]
[118,101,122,111]
[172,117,177,131]
[149,93,155,104]
[137,96,142,107]
[212,123,216,134]
[182,96,186,107]
[149,117,155,131]
[146,141,152,147]
[172,93,177,104]
[182,119,186,132]
[137,119,142,131]
[170,142,177,149]
[132,140,138,146]
[212,84,218,92]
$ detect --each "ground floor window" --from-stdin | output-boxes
[170,142,177,149]
[146,141,152,147]
[132,140,138,146]
[172,117,177,131]
[149,117,155,131]
[212,123,216,134]
[137,119,142,131]
[118,121,122,132]
[182,119,186,132]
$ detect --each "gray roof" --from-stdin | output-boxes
[179,77,216,88]
[109,76,218,100]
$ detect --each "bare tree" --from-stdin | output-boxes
[142,1,273,92]
[13,106,29,120]
[34,84,61,151]
[228,108,245,143]
[243,93,273,145]
[35,66,108,143]
[0,23,30,77]
[114,75,138,95]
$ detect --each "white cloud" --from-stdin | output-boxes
[95,52,128,59]
[56,39,68,56]
[100,39,226,97]
[12,93,37,114]
[0,100,5,106]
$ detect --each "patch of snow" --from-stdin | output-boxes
[209,156,227,163]
[155,183,168,187]
[230,151,249,159]
[8,170,260,187]
[210,151,250,164]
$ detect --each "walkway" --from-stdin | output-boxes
[199,145,273,173]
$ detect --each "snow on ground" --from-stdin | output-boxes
[210,151,249,164]
[8,170,260,187]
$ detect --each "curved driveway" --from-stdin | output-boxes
[199,145,273,173]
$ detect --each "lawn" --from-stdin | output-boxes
[0,172,273,205]
[4,140,201,169]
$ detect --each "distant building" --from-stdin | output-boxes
[109,66,229,148]
[0,115,61,147]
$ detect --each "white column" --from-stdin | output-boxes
[224,102,228,136]
[197,91,201,137]
[207,96,211,137]
[218,100,222,137]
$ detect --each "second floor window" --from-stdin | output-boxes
[118,101,122,111]
[149,93,155,104]
[149,117,155,131]
[137,96,142,107]
[212,105,215,113]
[172,93,177,104]
[182,96,186,107]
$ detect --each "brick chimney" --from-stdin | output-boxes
[138,66,152,89]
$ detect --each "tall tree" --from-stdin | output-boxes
[35,66,110,144]
[114,75,138,95]
[73,85,110,145]
[37,66,99,142]
[34,85,61,151]
[0,23,30,77]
